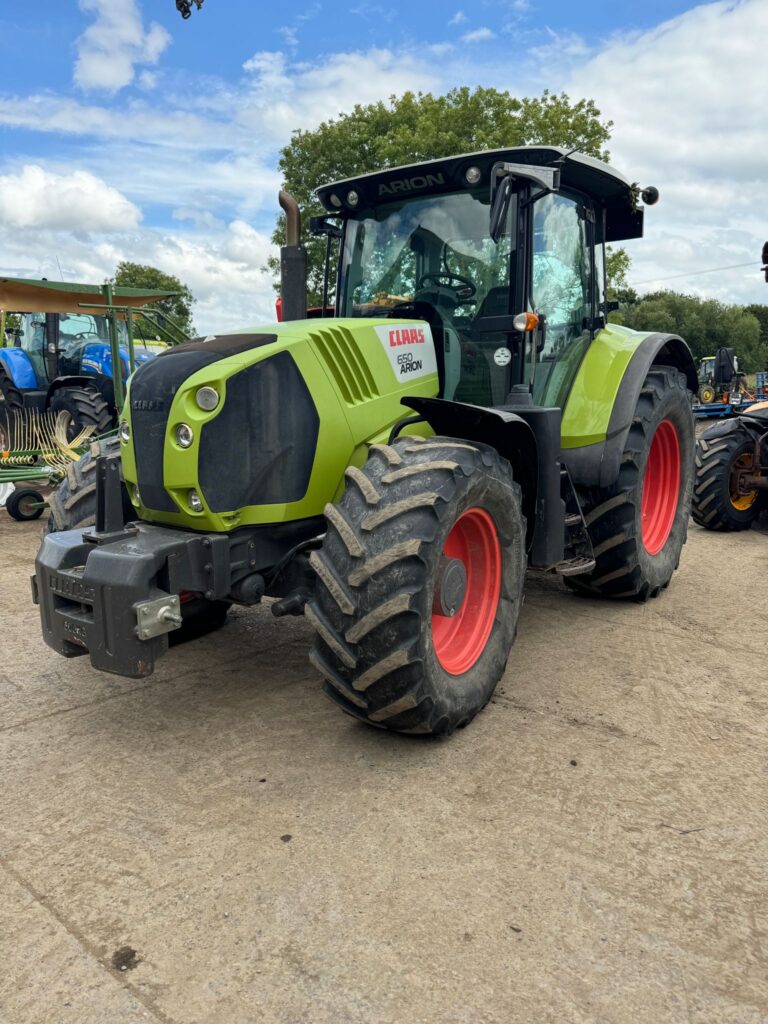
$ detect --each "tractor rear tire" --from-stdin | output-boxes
[46,438,230,644]
[0,365,23,450]
[565,365,694,601]
[691,432,764,531]
[49,384,113,442]
[307,435,526,735]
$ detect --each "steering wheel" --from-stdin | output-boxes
[416,272,476,302]
[72,332,96,340]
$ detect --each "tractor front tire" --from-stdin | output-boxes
[49,384,113,442]
[307,435,526,735]
[46,436,130,533]
[566,365,694,601]
[46,438,230,644]
[691,432,764,531]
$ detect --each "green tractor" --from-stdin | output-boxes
[35,147,697,736]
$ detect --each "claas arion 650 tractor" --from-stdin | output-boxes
[34,147,697,736]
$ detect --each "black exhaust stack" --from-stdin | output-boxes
[279,191,307,321]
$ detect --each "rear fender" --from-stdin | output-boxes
[0,348,37,389]
[562,329,696,489]
[701,416,764,443]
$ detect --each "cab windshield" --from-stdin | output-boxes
[339,189,517,404]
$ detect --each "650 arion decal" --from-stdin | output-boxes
[373,323,438,382]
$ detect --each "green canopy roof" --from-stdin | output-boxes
[0,276,177,315]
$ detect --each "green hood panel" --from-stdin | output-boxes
[120,318,439,532]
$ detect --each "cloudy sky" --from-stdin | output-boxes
[0,0,766,332]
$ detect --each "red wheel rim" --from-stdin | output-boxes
[432,507,501,676]
[641,419,681,555]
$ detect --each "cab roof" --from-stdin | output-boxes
[316,146,646,242]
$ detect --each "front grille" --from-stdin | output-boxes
[129,332,278,513]
[198,352,319,512]
[309,324,380,405]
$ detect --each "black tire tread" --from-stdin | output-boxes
[565,366,694,602]
[47,436,122,532]
[307,435,526,735]
[691,431,762,531]
[50,384,114,439]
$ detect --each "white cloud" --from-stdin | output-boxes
[74,0,170,93]
[3,1,768,330]
[240,49,438,142]
[0,216,278,334]
[530,28,591,66]
[0,165,141,231]
[429,42,455,57]
[566,0,768,304]
[449,11,467,26]
[461,27,495,43]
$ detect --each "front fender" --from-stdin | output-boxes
[561,326,696,489]
[401,396,538,538]
[0,348,37,389]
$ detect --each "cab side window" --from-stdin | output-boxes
[529,193,593,408]
[531,193,590,351]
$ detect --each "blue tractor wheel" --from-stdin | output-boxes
[49,383,113,442]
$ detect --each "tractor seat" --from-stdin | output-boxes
[472,285,510,322]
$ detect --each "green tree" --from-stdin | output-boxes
[744,304,768,359]
[270,87,613,303]
[1,312,21,342]
[620,290,766,372]
[109,262,196,339]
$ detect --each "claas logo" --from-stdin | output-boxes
[388,328,426,347]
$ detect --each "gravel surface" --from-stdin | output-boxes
[1,510,767,1024]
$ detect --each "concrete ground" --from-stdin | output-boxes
[1,512,767,1024]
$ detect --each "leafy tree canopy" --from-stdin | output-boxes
[109,261,196,339]
[619,290,767,373]
[270,87,613,303]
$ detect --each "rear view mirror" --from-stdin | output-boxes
[489,177,513,243]
[488,161,561,243]
[309,216,342,239]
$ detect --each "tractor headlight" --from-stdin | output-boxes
[347,190,359,208]
[465,166,482,185]
[176,423,194,448]
[188,489,203,513]
[195,386,220,411]
[118,421,131,443]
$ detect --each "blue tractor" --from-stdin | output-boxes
[0,277,182,443]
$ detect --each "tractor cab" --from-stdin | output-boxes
[9,310,145,387]
[315,146,652,413]
[698,356,715,385]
